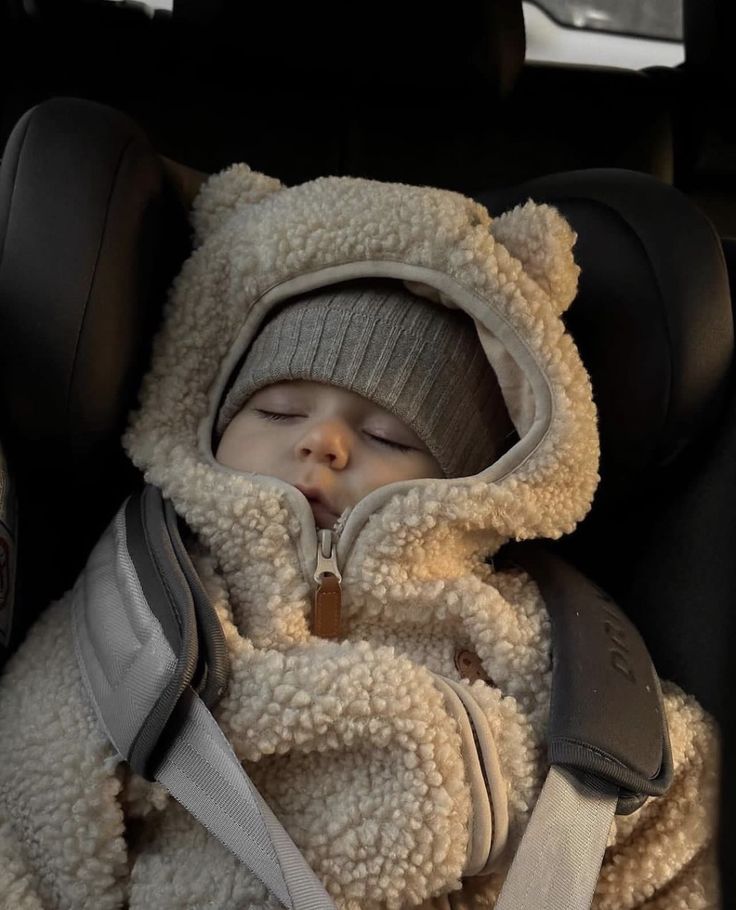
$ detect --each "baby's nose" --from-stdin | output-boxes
[296,420,350,469]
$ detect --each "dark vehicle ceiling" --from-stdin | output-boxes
[1,0,736,234]
[1,0,735,905]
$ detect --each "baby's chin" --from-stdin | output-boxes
[315,504,352,533]
[309,500,339,529]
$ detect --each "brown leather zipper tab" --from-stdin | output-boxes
[312,574,341,638]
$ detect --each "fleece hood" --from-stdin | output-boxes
[123,164,598,648]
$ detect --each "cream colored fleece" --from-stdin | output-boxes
[0,165,721,909]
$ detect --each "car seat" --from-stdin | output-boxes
[0,96,733,906]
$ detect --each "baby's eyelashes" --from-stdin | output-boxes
[255,409,302,421]
[366,434,413,452]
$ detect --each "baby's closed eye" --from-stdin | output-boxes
[365,433,413,452]
[255,409,302,420]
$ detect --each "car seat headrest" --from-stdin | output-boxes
[0,96,191,619]
[477,169,734,502]
[0,98,189,470]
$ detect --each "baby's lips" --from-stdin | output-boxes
[292,483,339,527]
[295,483,337,514]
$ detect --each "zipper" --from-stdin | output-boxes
[311,528,343,638]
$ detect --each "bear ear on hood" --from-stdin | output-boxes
[189,162,285,247]
[490,200,581,315]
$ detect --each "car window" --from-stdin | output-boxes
[102,0,173,16]
[524,0,684,68]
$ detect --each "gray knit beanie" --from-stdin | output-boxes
[216,278,513,478]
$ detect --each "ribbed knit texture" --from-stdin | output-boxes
[216,279,513,478]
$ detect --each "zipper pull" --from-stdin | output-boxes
[312,529,342,639]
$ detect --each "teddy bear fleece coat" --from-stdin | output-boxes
[0,165,721,910]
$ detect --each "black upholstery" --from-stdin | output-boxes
[0,97,191,647]
[479,170,733,485]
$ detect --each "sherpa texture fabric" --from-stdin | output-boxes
[0,164,721,910]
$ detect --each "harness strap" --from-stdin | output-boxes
[495,765,617,910]
[72,488,336,910]
[492,543,673,910]
[155,687,336,910]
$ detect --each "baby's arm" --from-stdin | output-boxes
[190,550,541,909]
[0,598,131,910]
[0,816,45,910]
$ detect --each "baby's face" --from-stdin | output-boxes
[215,380,443,528]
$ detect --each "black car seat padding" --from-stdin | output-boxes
[0,96,191,641]
[477,169,733,486]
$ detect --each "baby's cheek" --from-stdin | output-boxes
[417,451,444,479]
[342,467,385,506]
[398,452,443,483]
[354,456,433,500]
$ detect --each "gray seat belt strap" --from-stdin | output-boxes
[492,545,674,909]
[154,688,336,910]
[495,765,618,910]
[72,497,337,910]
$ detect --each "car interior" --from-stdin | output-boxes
[0,0,734,905]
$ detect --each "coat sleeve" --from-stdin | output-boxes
[0,817,46,910]
[212,622,476,906]
[0,598,132,910]
[190,551,546,909]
